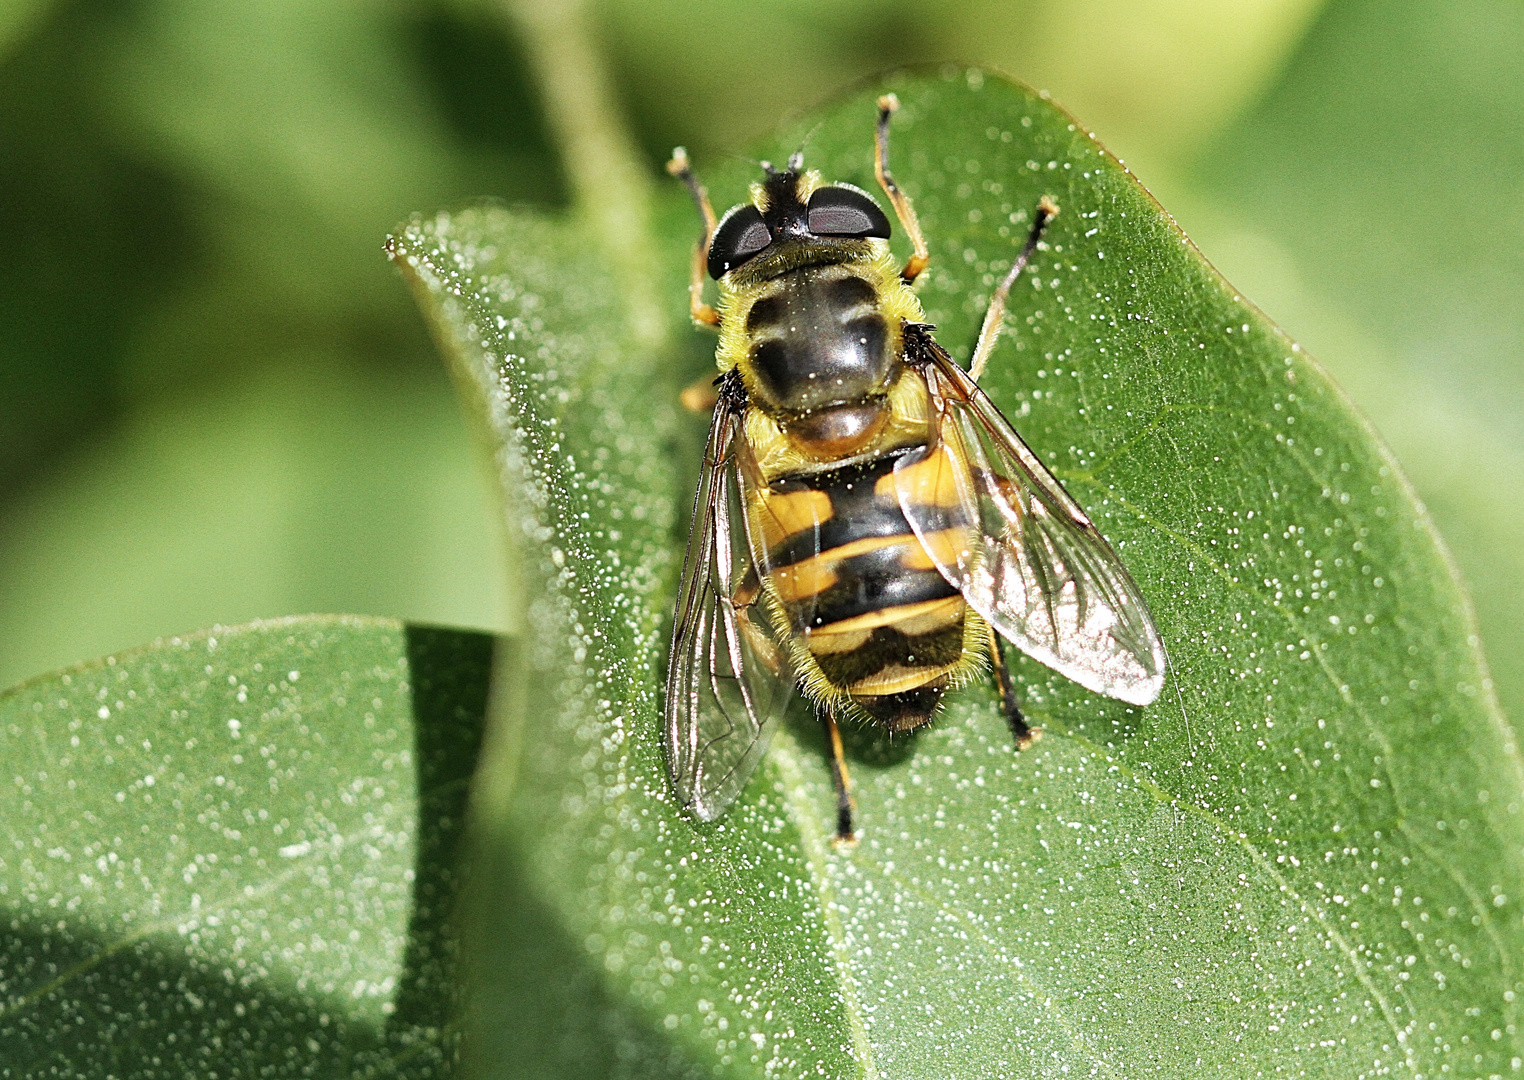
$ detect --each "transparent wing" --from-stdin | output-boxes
[894,333,1165,705]
[664,397,796,822]
[733,440,825,644]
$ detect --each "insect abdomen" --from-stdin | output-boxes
[755,448,978,731]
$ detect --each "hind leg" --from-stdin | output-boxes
[988,626,1040,749]
[821,704,857,844]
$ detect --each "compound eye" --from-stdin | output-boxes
[806,185,891,238]
[708,205,772,279]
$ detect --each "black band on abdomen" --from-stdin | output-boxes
[763,447,967,568]
[783,544,958,630]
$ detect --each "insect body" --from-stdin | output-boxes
[665,97,1165,841]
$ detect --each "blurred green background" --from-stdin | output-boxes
[1,0,1520,726]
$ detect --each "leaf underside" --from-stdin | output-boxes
[391,71,1524,1079]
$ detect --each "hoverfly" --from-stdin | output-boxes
[664,95,1165,842]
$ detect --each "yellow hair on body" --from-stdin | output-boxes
[703,192,978,722]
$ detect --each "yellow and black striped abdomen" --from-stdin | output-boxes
[754,446,984,731]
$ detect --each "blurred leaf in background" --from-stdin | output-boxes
[597,0,1324,187]
[1172,0,1524,722]
[0,0,197,519]
[0,0,563,684]
[0,0,53,59]
[923,0,1326,177]
[0,361,512,686]
[1,0,1520,731]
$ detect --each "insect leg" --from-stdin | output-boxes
[988,625,1040,750]
[666,147,721,328]
[874,94,930,285]
[821,703,857,844]
[968,197,1059,382]
[679,377,720,412]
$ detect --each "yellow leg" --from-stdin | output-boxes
[666,147,721,328]
[678,376,718,412]
[874,95,930,285]
[969,197,1058,382]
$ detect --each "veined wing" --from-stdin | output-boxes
[893,329,1165,705]
[664,392,796,822]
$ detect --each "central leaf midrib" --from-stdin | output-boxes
[769,727,880,1080]
[848,845,1121,1075]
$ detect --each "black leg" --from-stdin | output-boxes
[821,704,856,844]
[988,628,1039,749]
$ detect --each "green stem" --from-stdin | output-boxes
[499,0,666,349]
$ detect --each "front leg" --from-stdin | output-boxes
[667,147,721,328]
[874,95,931,285]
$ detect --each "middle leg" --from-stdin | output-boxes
[969,197,1058,382]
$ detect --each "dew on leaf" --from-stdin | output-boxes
[377,73,1524,1079]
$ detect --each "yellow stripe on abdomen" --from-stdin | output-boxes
[806,594,965,642]
[847,661,963,696]
[753,487,832,552]
[898,526,971,572]
[876,443,963,508]
[769,533,922,605]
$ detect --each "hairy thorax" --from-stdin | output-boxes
[721,246,926,469]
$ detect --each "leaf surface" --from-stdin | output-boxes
[392,71,1524,1078]
[0,615,493,1078]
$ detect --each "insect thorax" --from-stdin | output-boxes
[718,243,925,466]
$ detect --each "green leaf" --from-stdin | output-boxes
[1181,0,1524,726]
[392,71,1524,1077]
[0,615,494,1077]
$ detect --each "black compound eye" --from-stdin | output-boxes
[806,185,891,238]
[708,205,772,279]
